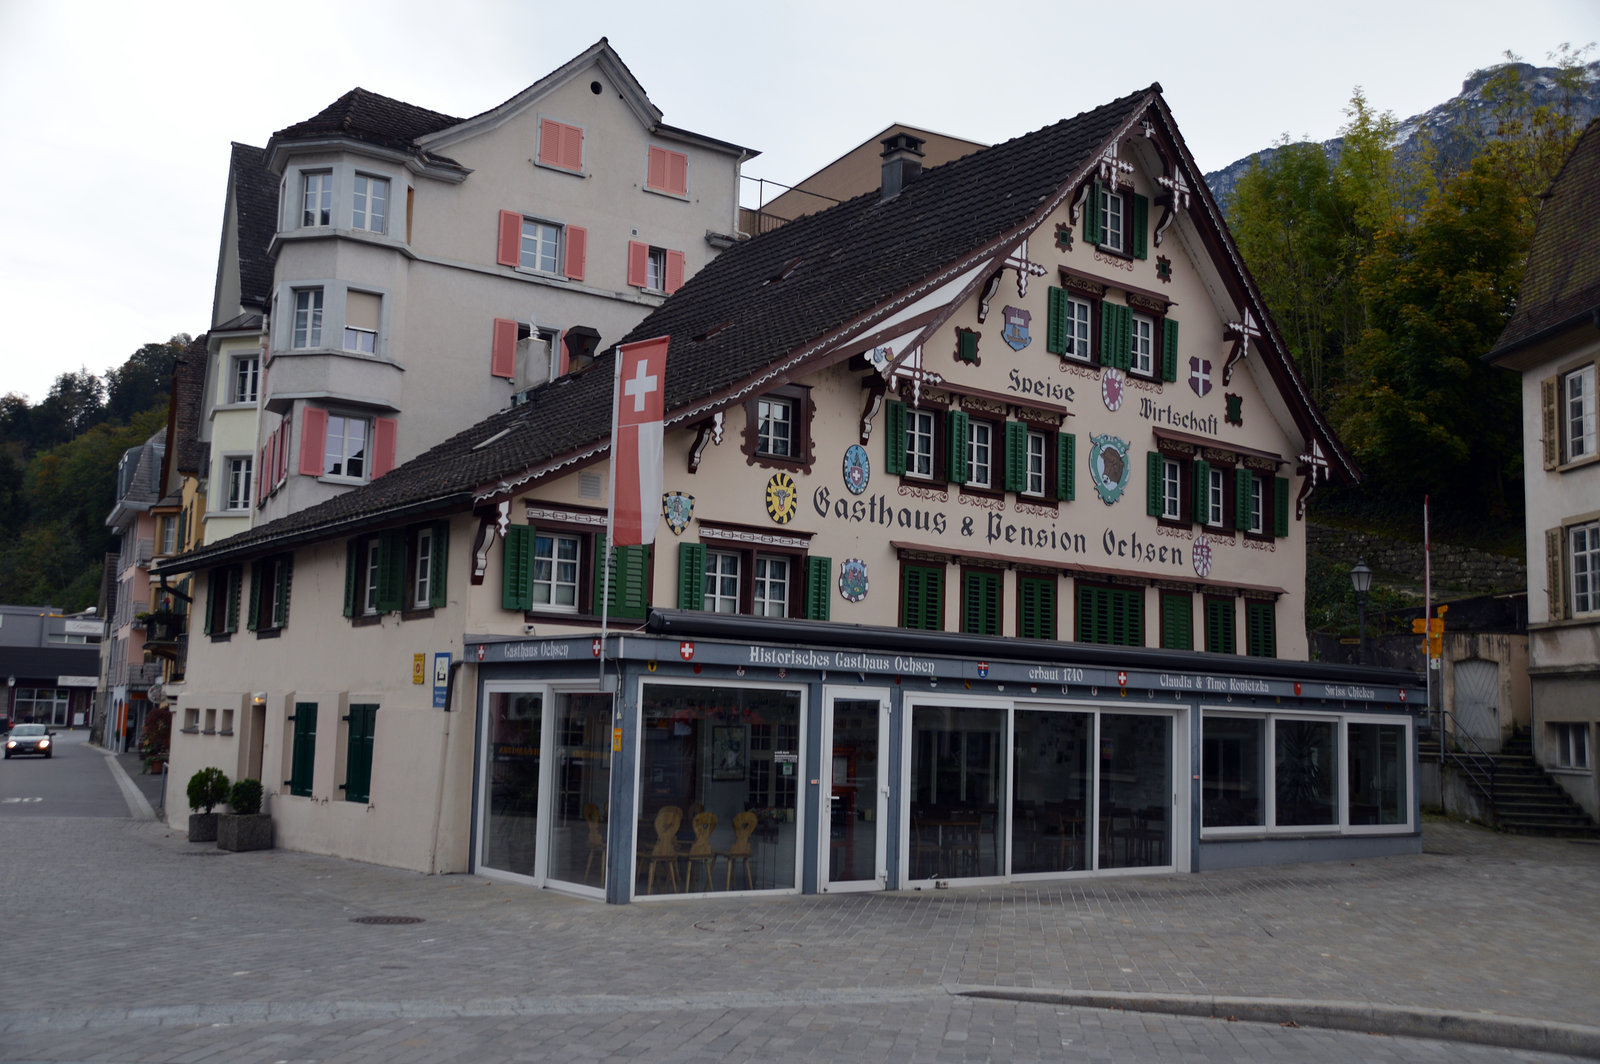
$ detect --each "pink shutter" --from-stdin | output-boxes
[668,150,687,195]
[562,123,583,171]
[538,119,561,167]
[277,414,291,484]
[647,147,668,190]
[299,407,328,476]
[491,318,518,379]
[563,225,587,280]
[497,210,522,267]
[257,444,269,503]
[665,249,685,294]
[627,240,649,288]
[372,417,398,479]
[555,329,569,377]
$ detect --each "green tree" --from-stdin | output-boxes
[105,336,186,424]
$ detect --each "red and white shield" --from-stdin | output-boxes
[1117,670,1127,686]
[592,638,603,658]
[475,644,485,662]
[1293,682,1302,697]
[1399,689,1407,703]
[679,641,695,661]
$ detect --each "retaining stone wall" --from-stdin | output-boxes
[1308,523,1524,595]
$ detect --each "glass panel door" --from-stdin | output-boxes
[822,690,888,892]
[909,705,1004,880]
[1011,710,1091,874]
[482,690,543,877]
[1098,713,1173,870]
[546,693,613,891]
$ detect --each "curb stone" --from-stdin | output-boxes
[956,987,1600,1059]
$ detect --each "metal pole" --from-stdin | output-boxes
[1357,593,1368,667]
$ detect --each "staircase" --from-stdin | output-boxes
[1425,726,1600,838]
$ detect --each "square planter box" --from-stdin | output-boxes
[188,812,219,842]
[217,814,273,852]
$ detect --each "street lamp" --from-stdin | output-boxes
[1350,559,1373,666]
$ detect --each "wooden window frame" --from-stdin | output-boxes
[742,384,815,474]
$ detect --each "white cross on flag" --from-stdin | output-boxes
[609,336,669,546]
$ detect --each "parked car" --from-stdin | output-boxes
[5,724,53,759]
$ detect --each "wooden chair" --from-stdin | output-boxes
[683,811,719,892]
[638,805,682,893]
[717,810,758,890]
[582,803,606,885]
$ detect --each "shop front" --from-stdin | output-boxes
[467,613,1424,903]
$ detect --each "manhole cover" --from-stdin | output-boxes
[350,915,425,925]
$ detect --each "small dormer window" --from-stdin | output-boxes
[1098,186,1124,252]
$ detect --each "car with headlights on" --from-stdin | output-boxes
[5,723,53,759]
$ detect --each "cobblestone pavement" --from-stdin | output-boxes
[2,752,1597,1062]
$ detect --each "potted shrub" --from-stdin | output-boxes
[217,778,272,852]
[186,767,231,842]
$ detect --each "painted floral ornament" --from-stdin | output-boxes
[838,558,869,603]
[764,471,798,524]
[842,444,870,495]
[1101,367,1125,412]
[1192,533,1214,578]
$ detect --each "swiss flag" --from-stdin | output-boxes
[610,336,669,546]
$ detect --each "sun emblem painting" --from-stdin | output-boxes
[838,558,869,603]
[661,491,694,535]
[1101,367,1125,412]
[842,444,870,495]
[1088,433,1131,505]
[1192,533,1214,578]
[764,472,798,524]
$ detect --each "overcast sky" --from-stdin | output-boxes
[1,0,1595,405]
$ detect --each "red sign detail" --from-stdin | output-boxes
[1293,682,1302,696]
[592,638,603,658]
[1399,689,1407,703]
[476,644,485,662]
[679,641,694,661]
[1117,671,1127,687]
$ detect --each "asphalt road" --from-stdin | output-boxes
[0,730,131,819]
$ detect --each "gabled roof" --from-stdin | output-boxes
[1487,117,1600,363]
[228,143,277,310]
[270,88,463,166]
[162,84,1351,572]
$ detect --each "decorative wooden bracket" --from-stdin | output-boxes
[688,412,724,474]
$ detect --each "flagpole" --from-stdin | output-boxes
[600,349,624,687]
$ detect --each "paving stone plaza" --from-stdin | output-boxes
[1,740,1597,1063]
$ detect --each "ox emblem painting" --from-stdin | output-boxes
[1088,433,1131,505]
[1189,357,1212,397]
[842,444,871,495]
[662,491,694,535]
[1002,306,1031,351]
[765,472,798,524]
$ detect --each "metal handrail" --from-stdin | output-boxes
[1438,710,1497,801]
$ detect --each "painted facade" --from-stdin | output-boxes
[162,85,1423,899]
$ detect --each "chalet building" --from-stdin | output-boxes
[160,85,1422,901]
[1487,118,1600,820]
[193,39,752,547]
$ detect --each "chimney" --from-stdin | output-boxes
[880,132,926,200]
[562,326,602,373]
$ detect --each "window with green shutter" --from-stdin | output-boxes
[1003,421,1028,493]
[1076,585,1143,646]
[961,569,1002,635]
[1130,193,1149,259]
[901,563,944,631]
[249,554,292,632]
[288,701,317,797]
[883,400,907,476]
[1273,476,1290,538]
[805,556,831,620]
[1018,575,1057,640]
[1160,591,1192,650]
[341,703,376,803]
[501,525,533,611]
[1160,318,1179,381]
[1058,433,1076,501]
[1083,180,1103,246]
[1146,451,1165,517]
[945,408,969,486]
[205,566,240,636]
[1204,597,1236,655]
[593,536,651,621]
[677,542,706,610]
[1245,600,1276,658]
[1100,302,1132,369]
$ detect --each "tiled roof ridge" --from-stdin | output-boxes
[272,86,463,153]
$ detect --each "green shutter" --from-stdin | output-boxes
[1019,576,1056,640]
[1146,451,1164,517]
[1236,469,1255,531]
[1246,601,1276,658]
[902,564,943,630]
[274,556,292,629]
[1076,586,1103,644]
[1273,476,1290,538]
[957,330,978,364]
[1114,305,1133,370]
[343,704,376,803]
[607,543,650,620]
[376,531,406,613]
[592,533,612,614]
[805,555,831,621]
[1160,593,1192,650]
[501,525,532,611]
[1115,587,1144,647]
[1099,301,1118,367]
[1205,599,1236,655]
[677,542,706,610]
[290,702,317,797]
[962,571,1000,635]
[1192,459,1210,523]
[1161,318,1179,381]
[884,400,907,476]
[225,568,239,633]
[945,409,969,485]
[428,522,449,609]
[1003,421,1027,493]
[246,561,261,630]
[1058,433,1076,501]
[1047,286,1070,354]
[343,541,359,617]
[204,571,217,635]
[1131,194,1149,259]
[1084,180,1102,245]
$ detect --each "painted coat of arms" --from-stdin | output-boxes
[1101,367,1125,412]
[1188,357,1212,397]
[842,444,870,495]
[838,558,869,603]
[662,491,694,535]
[1088,433,1131,505]
[1002,305,1031,351]
[765,472,798,524]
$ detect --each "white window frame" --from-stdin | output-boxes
[1206,467,1226,528]
[1571,520,1600,616]
[1063,296,1092,360]
[292,288,324,349]
[231,355,259,404]
[351,173,388,234]
[1161,458,1182,521]
[1130,314,1155,376]
[756,397,793,457]
[1564,364,1596,462]
[1099,187,1124,252]
[704,550,740,614]
[301,171,332,228]
[225,456,253,511]
[1552,722,1591,770]
[413,527,435,609]
[906,409,936,479]
[532,532,580,612]
[1024,430,1047,496]
[646,246,667,293]
[967,421,994,488]
[752,555,790,617]
[156,516,177,555]
[519,218,563,274]
[361,537,382,616]
[343,325,377,354]
[323,414,371,480]
[1248,475,1264,534]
